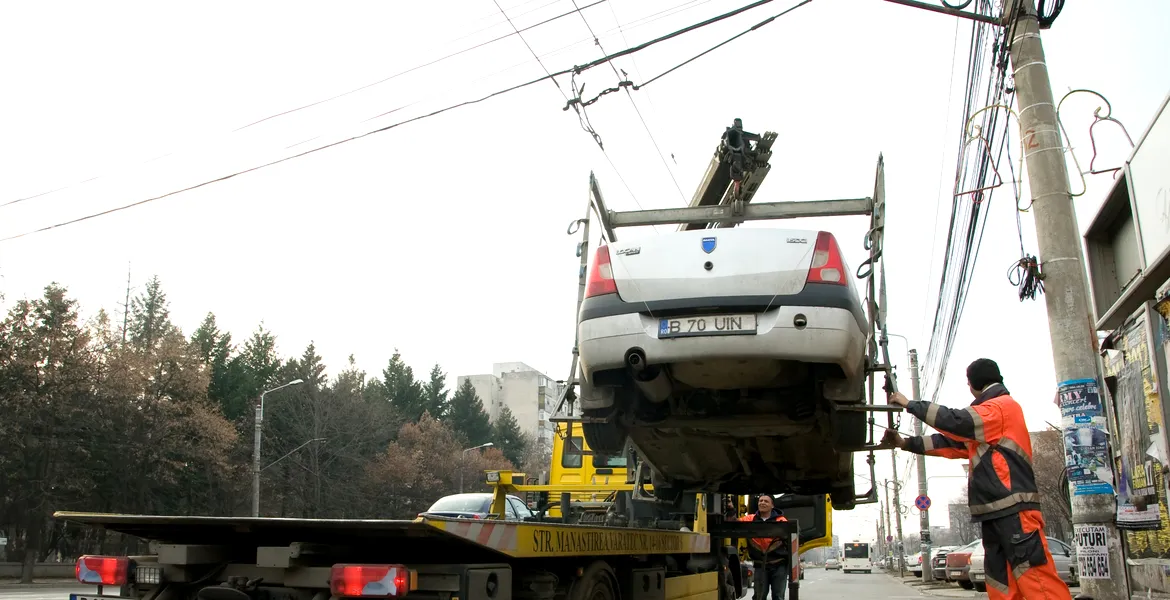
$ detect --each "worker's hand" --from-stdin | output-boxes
[882,428,904,449]
[888,391,910,407]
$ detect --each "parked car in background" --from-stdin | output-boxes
[969,537,1078,592]
[421,492,534,521]
[945,540,982,589]
[825,557,841,570]
[907,552,924,577]
[931,546,959,581]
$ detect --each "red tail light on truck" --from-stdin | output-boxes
[76,555,130,585]
[331,564,417,597]
[807,232,846,285]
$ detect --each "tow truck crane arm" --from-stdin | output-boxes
[681,118,778,231]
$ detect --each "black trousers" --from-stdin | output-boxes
[753,561,788,600]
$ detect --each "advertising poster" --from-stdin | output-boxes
[1074,525,1111,579]
[1060,378,1114,496]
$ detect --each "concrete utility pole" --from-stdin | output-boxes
[252,379,305,517]
[909,350,932,582]
[1006,1,1128,598]
[887,477,906,577]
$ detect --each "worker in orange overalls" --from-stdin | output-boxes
[883,358,1072,600]
[740,494,790,600]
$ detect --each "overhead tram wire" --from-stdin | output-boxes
[0,0,608,210]
[234,0,608,131]
[2,0,721,209]
[570,0,688,204]
[489,0,653,224]
[0,0,789,243]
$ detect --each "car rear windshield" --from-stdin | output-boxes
[429,495,489,512]
[844,544,869,559]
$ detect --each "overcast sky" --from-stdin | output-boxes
[1,0,1167,542]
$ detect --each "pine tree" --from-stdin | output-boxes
[128,275,175,352]
[423,364,449,420]
[492,406,527,465]
[448,379,492,446]
[383,350,426,422]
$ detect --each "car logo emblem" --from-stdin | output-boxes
[702,237,717,254]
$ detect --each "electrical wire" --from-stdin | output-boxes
[1036,0,1065,28]
[569,0,688,204]
[2,0,717,210]
[2,0,782,242]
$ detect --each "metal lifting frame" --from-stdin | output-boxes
[551,131,899,506]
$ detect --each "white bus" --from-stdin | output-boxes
[842,541,871,574]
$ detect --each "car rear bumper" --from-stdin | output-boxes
[578,302,866,384]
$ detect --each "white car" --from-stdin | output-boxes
[576,227,868,507]
[907,552,923,576]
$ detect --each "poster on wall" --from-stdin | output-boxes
[1115,361,1164,529]
[1106,303,1170,530]
[1060,378,1115,496]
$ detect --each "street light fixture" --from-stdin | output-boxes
[252,378,306,517]
[460,442,494,493]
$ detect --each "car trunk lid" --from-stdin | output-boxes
[607,228,817,303]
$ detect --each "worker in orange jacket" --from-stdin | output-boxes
[883,358,1072,600]
[739,494,789,600]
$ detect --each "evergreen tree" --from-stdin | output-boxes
[423,364,449,420]
[492,406,527,465]
[242,323,281,389]
[448,379,492,446]
[383,350,426,422]
[128,275,175,351]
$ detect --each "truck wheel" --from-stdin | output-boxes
[582,409,627,455]
[569,561,617,600]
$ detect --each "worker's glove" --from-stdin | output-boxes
[881,428,904,449]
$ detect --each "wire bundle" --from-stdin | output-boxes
[922,0,1012,403]
[1007,255,1044,301]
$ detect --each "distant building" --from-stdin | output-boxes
[457,362,564,447]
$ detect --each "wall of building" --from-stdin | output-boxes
[458,362,563,446]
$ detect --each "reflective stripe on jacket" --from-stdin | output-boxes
[739,511,788,562]
[902,383,1041,522]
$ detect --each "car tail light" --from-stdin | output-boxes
[806,232,846,285]
[585,245,617,298]
[331,564,417,597]
[76,556,130,585]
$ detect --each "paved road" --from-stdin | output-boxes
[0,584,91,600]
[746,567,931,600]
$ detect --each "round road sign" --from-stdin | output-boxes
[915,495,932,510]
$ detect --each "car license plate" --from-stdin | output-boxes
[972,573,984,581]
[658,314,757,338]
[71,595,123,600]
[950,570,963,577]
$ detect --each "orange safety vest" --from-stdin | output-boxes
[903,383,1041,522]
[739,511,788,562]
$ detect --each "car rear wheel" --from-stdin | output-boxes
[959,581,974,590]
[974,583,986,592]
[830,483,856,511]
[582,408,628,455]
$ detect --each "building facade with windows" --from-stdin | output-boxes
[457,362,564,447]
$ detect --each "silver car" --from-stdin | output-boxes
[575,228,868,507]
[968,537,1078,591]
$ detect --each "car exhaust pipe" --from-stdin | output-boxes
[626,350,671,403]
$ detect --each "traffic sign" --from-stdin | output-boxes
[915,495,932,510]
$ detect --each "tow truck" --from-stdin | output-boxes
[52,121,895,600]
[55,457,826,600]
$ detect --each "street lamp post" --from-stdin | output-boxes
[252,378,305,517]
[460,442,494,493]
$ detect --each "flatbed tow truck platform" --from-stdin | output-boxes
[53,471,813,600]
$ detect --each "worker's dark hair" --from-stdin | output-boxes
[966,358,1003,391]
